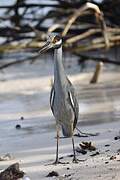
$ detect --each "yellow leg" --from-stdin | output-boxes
[55,126,59,164]
[72,136,78,163]
[54,125,68,165]
[71,123,78,163]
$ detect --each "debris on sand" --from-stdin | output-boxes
[74,133,89,138]
[76,141,97,156]
[0,153,13,161]
[110,155,116,160]
[64,174,71,178]
[76,147,87,155]
[46,171,59,177]
[90,152,100,157]
[80,142,96,151]
[0,163,25,180]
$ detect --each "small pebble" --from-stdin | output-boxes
[110,156,116,160]
[16,124,21,129]
[64,174,71,177]
[105,144,110,147]
[114,136,120,140]
[46,171,59,177]
[105,161,109,164]
[90,151,100,157]
[20,116,24,120]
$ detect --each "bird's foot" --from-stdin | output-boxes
[53,160,69,165]
[72,157,79,163]
[46,160,64,166]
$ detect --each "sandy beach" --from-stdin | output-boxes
[0,58,120,179]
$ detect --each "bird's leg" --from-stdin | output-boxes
[53,125,68,165]
[55,126,59,164]
[71,123,78,163]
[72,136,78,163]
[53,125,61,164]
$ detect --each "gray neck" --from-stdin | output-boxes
[54,46,67,89]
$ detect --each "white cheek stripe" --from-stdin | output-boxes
[55,39,62,46]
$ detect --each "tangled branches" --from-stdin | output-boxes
[0,0,120,66]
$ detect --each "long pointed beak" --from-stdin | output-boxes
[39,41,52,53]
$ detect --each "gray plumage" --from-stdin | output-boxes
[50,78,79,137]
[40,34,79,164]
[50,46,79,137]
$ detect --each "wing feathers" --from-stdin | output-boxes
[50,86,55,115]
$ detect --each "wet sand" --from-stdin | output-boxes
[0,59,120,179]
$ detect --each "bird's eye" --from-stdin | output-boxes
[53,35,61,44]
[53,39,57,43]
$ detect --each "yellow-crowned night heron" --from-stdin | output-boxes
[39,34,79,164]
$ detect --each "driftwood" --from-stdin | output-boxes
[0,163,24,180]
[90,62,103,84]
[77,54,120,65]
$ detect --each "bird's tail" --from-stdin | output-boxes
[62,125,98,137]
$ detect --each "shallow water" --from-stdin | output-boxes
[77,82,120,126]
[0,55,120,136]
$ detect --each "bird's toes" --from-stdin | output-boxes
[72,158,79,163]
[53,160,69,165]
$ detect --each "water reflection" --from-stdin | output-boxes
[0,54,120,135]
[0,79,120,135]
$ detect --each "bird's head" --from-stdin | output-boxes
[39,33,62,53]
